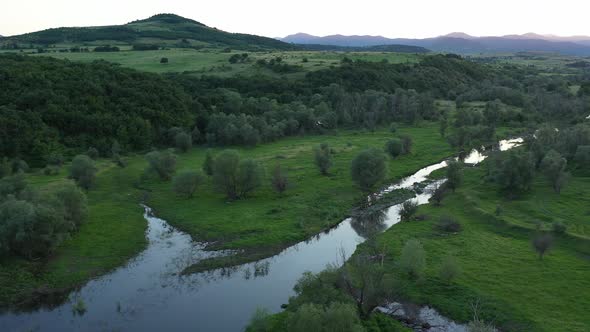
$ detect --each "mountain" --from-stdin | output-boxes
[1,14,295,50]
[281,32,590,55]
[298,44,430,53]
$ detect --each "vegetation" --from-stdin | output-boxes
[172,170,205,198]
[313,143,333,175]
[350,149,387,191]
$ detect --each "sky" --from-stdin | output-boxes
[1,0,590,38]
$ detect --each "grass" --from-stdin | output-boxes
[0,123,452,307]
[143,123,453,254]
[367,161,590,331]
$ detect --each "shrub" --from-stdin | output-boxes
[399,239,426,279]
[552,222,567,235]
[532,233,553,260]
[314,143,332,175]
[400,135,413,154]
[439,256,461,284]
[86,147,99,159]
[399,200,418,222]
[145,150,177,181]
[351,148,387,191]
[436,215,462,232]
[389,123,397,133]
[203,150,215,176]
[69,155,98,189]
[160,57,169,64]
[172,170,205,198]
[247,307,271,332]
[175,131,192,153]
[271,164,289,195]
[385,138,403,158]
[430,182,447,206]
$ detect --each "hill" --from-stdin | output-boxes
[1,14,296,51]
[282,32,590,55]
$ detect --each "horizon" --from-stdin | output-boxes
[2,0,590,38]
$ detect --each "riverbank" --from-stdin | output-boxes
[0,123,453,308]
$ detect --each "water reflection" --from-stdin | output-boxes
[350,209,387,239]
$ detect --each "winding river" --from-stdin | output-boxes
[0,138,523,332]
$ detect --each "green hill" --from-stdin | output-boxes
[0,13,296,51]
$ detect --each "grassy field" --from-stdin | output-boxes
[364,160,590,331]
[0,123,453,307]
[17,48,422,76]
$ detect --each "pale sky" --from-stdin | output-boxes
[1,0,590,38]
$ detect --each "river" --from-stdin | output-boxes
[0,138,522,332]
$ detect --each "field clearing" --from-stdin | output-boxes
[17,48,423,75]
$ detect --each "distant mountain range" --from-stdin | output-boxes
[281,32,590,55]
[0,14,296,51]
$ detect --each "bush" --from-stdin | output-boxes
[552,222,567,235]
[86,147,99,159]
[314,143,332,175]
[172,170,205,198]
[145,150,177,181]
[271,164,289,195]
[69,155,98,189]
[203,150,215,176]
[532,233,553,260]
[385,138,403,158]
[439,256,461,284]
[160,57,169,64]
[399,239,426,279]
[430,182,447,206]
[351,148,387,191]
[247,307,271,332]
[436,215,462,232]
[399,200,418,222]
[400,135,413,154]
[389,123,397,133]
[175,131,192,153]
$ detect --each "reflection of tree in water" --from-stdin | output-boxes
[350,208,387,239]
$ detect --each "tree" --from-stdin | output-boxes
[271,164,289,195]
[446,161,463,192]
[145,150,177,181]
[489,150,535,196]
[439,255,461,284]
[203,150,215,176]
[52,182,88,230]
[429,182,447,206]
[237,159,264,198]
[399,239,426,279]
[340,253,396,319]
[213,150,241,200]
[314,143,332,175]
[172,170,205,198]
[175,131,192,153]
[351,149,387,191]
[213,150,263,200]
[385,139,403,158]
[111,140,121,157]
[540,149,568,193]
[399,200,418,222]
[532,233,553,260]
[69,155,97,189]
[574,145,590,167]
[247,308,271,332]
